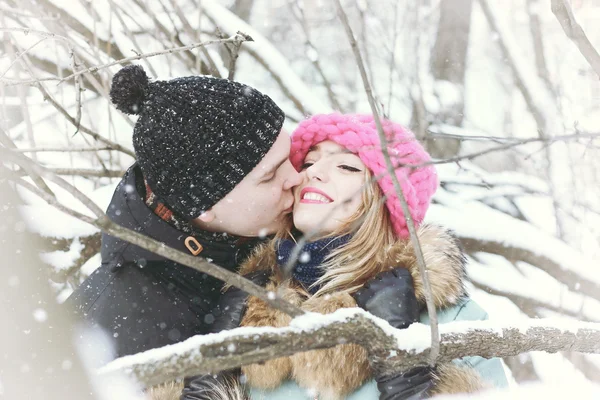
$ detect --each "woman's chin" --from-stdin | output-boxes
[293,214,319,236]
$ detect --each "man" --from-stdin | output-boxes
[66,64,302,358]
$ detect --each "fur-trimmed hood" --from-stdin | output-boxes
[239,223,468,310]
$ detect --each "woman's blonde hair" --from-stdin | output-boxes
[275,168,398,296]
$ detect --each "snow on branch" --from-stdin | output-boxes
[428,194,600,303]
[98,308,600,388]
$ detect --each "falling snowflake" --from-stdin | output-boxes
[33,308,47,323]
[299,251,311,263]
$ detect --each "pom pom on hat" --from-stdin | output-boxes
[108,64,284,220]
[110,65,149,115]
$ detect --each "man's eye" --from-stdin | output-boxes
[339,165,361,172]
[300,162,313,170]
[262,173,276,183]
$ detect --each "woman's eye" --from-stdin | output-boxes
[300,162,314,170]
[339,165,361,172]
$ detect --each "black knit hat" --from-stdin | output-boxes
[109,65,284,219]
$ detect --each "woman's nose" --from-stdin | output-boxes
[306,162,327,182]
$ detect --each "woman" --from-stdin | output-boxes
[158,113,508,400]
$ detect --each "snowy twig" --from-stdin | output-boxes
[23,76,135,157]
[12,167,125,179]
[12,146,117,153]
[98,309,600,388]
[2,149,304,318]
[0,127,54,197]
[429,127,600,143]
[425,132,600,166]
[0,27,71,43]
[2,35,251,87]
[0,38,46,79]
[225,31,251,80]
[334,0,440,367]
[551,0,600,79]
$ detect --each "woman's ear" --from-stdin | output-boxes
[197,210,216,223]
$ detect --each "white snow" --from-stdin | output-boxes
[427,190,599,285]
[98,306,600,381]
[40,238,84,272]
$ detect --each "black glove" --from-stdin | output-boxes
[354,268,434,400]
[376,366,435,400]
[353,268,420,329]
[209,270,271,333]
[181,271,271,400]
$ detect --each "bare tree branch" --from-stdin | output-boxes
[224,31,251,80]
[0,127,54,196]
[462,237,600,304]
[2,34,252,87]
[478,0,566,240]
[334,0,440,367]
[12,166,124,179]
[551,0,600,79]
[1,148,304,318]
[98,310,600,388]
[13,146,117,153]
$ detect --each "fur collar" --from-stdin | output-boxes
[239,224,467,309]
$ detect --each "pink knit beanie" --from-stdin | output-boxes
[290,113,438,239]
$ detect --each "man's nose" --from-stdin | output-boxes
[283,160,302,190]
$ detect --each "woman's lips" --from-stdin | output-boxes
[299,187,333,204]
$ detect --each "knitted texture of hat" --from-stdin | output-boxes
[110,65,284,219]
[290,113,438,239]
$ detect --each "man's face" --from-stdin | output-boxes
[193,131,302,237]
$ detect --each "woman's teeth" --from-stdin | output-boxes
[302,192,331,203]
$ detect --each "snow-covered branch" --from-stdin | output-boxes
[551,0,600,79]
[99,308,600,388]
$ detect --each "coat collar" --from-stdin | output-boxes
[101,164,263,271]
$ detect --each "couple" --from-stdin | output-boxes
[67,65,508,399]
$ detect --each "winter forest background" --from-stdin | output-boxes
[1,0,600,398]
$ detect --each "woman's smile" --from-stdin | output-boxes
[300,187,333,204]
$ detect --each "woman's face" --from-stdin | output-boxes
[293,140,367,236]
